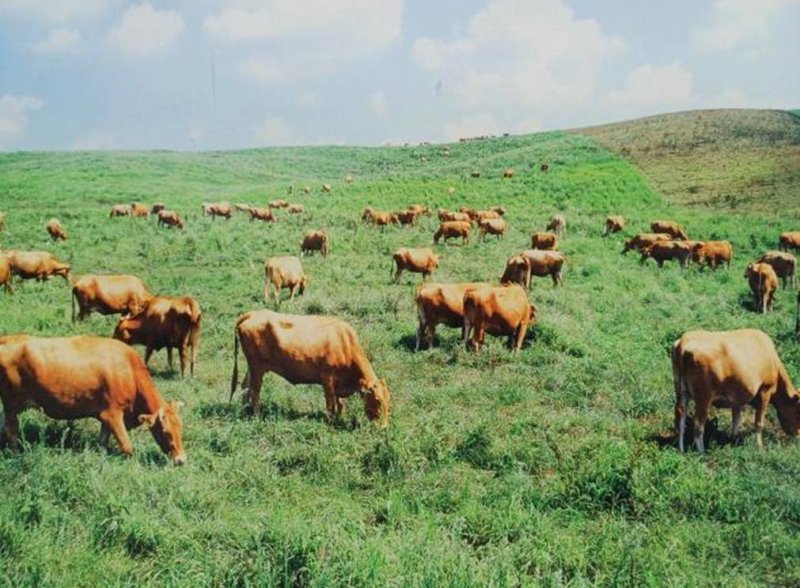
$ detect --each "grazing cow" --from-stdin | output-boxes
[301,230,329,256]
[0,255,11,293]
[745,262,778,314]
[407,204,430,216]
[0,335,186,464]
[7,251,70,282]
[414,282,488,350]
[131,203,149,218]
[264,256,308,306]
[72,275,152,322]
[439,210,471,223]
[287,204,304,214]
[547,214,566,236]
[113,296,201,378]
[475,210,500,222]
[691,241,733,270]
[151,203,166,215]
[392,248,440,283]
[757,251,796,289]
[502,250,565,288]
[269,199,289,209]
[459,207,479,220]
[502,168,515,178]
[397,210,420,226]
[604,215,625,235]
[651,220,688,240]
[322,183,333,193]
[479,218,506,241]
[470,170,481,178]
[672,329,799,452]
[157,210,184,229]
[344,174,355,184]
[463,284,537,352]
[249,207,276,223]
[303,186,311,194]
[202,202,233,220]
[109,204,132,218]
[621,233,672,254]
[434,221,471,245]
[779,231,800,252]
[640,241,693,268]
[490,206,506,216]
[370,212,400,227]
[361,207,376,222]
[230,310,390,425]
[530,231,558,250]
[46,218,67,241]
[235,203,252,212]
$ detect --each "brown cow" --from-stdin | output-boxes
[46,218,67,241]
[396,210,420,226]
[72,275,152,322]
[131,203,149,218]
[322,183,333,193]
[301,230,329,256]
[268,199,289,209]
[479,218,506,241]
[303,186,311,194]
[371,212,400,227]
[490,206,506,216]
[157,210,184,229]
[745,262,778,314]
[0,255,11,293]
[434,221,471,245]
[530,231,558,250]
[463,284,536,352]
[547,214,566,236]
[640,241,693,268]
[502,168,515,178]
[264,256,308,306]
[392,248,440,283]
[109,204,132,218]
[344,174,355,184]
[287,204,304,214]
[672,329,799,452]
[414,282,488,350]
[249,207,276,223]
[604,215,625,235]
[691,241,732,269]
[459,207,479,220]
[438,210,471,223]
[757,251,796,289]
[779,231,800,252]
[502,250,565,288]
[470,170,481,178]
[0,335,186,464]
[361,207,376,222]
[113,296,201,378]
[202,202,233,220]
[651,220,688,240]
[230,310,390,425]
[408,204,430,216]
[7,251,70,282]
[151,203,166,215]
[621,233,672,254]
[476,210,500,222]
[235,203,252,212]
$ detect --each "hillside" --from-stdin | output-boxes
[574,109,800,218]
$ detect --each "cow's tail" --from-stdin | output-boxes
[189,302,202,372]
[462,292,476,347]
[795,290,800,336]
[70,286,77,323]
[229,329,240,404]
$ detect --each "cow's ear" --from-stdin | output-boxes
[139,413,158,428]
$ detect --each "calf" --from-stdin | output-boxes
[604,215,625,235]
[530,231,558,250]
[157,210,184,229]
[745,262,778,314]
[651,220,688,240]
[756,251,796,289]
[109,204,132,218]
[463,284,536,352]
[300,230,329,256]
[72,274,152,321]
[621,233,672,254]
[249,207,276,222]
[414,282,488,350]
[691,241,732,269]
[779,231,800,253]
[131,203,149,218]
[264,256,308,306]
[392,248,440,283]
[547,214,566,236]
[640,241,693,268]
[46,218,67,241]
[479,218,506,241]
[434,221,471,245]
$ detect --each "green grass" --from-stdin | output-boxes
[1,127,800,586]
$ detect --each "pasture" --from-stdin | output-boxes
[1,118,799,586]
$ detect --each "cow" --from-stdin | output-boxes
[287,204,304,214]
[109,204,132,218]
[414,282,488,350]
[157,210,184,229]
[131,203,149,218]
[779,232,800,252]
[7,251,70,282]
[651,221,688,240]
[672,329,800,452]
[540,163,549,172]
[301,230,329,256]
[745,262,778,314]
[0,334,185,464]
[459,207,479,220]
[490,206,506,216]
[303,186,311,194]
[530,231,558,250]
[264,256,308,306]
[470,170,481,178]
[691,241,733,270]
[202,202,233,220]
[72,275,152,322]
[392,248,440,283]
[229,310,390,425]
[0,255,11,293]
[269,199,289,209]
[46,218,67,241]
[396,210,420,226]
[463,284,537,352]
[344,174,355,184]
[502,250,565,289]
[249,207,276,223]
[447,187,456,196]
[407,204,430,216]
[235,203,252,213]
[322,183,333,193]
[756,251,796,289]
[640,241,693,268]
[502,168,515,178]
[361,207,376,222]
[604,215,625,235]
[438,210,471,223]
[371,212,400,227]
[479,218,506,241]
[621,233,672,254]
[151,203,166,215]
[113,296,201,378]
[547,214,566,236]
[434,221,471,245]
[475,210,500,222]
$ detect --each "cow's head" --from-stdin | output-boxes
[113,314,142,344]
[744,263,755,279]
[361,378,390,428]
[139,401,186,466]
[639,246,654,264]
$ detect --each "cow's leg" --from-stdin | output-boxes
[753,390,772,450]
[393,266,403,284]
[323,378,337,422]
[249,369,265,417]
[1,410,20,450]
[99,422,111,446]
[513,322,527,351]
[426,324,436,349]
[179,343,188,379]
[693,401,708,453]
[166,346,174,370]
[144,346,154,366]
[415,319,425,351]
[731,405,743,441]
[101,410,133,457]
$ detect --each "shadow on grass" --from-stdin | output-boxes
[199,399,360,430]
[648,417,741,451]
[737,293,759,313]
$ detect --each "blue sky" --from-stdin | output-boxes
[0,0,798,151]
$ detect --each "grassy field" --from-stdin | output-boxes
[0,119,799,586]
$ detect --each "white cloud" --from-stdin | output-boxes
[369,91,387,118]
[255,114,294,146]
[32,28,82,54]
[0,94,43,149]
[107,3,185,58]
[237,58,285,83]
[0,0,109,22]
[298,91,317,108]
[72,131,114,150]
[606,63,693,109]
[692,0,800,51]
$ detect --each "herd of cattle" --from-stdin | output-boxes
[1,191,800,464]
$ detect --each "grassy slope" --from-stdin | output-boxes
[0,130,799,586]
[574,109,800,218]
